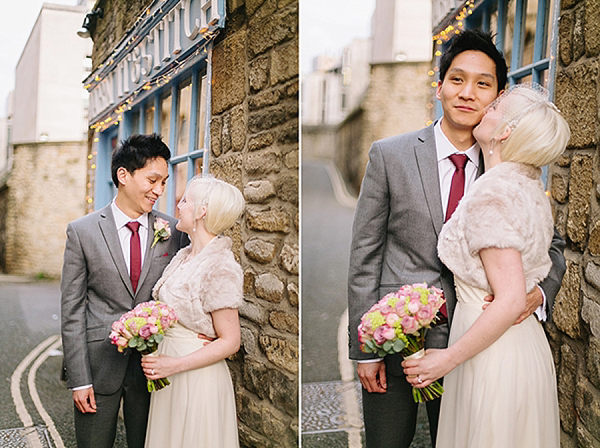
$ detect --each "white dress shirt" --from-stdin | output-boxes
[111,200,149,274]
[434,119,480,215]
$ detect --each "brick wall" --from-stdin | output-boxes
[548,0,600,446]
[3,142,87,276]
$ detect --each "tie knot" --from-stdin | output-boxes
[448,153,468,170]
[126,221,140,233]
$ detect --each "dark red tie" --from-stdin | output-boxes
[126,221,141,293]
[440,153,469,319]
[445,154,469,222]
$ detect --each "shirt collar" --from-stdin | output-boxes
[434,118,480,167]
[111,200,149,230]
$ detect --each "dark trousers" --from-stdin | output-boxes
[362,323,449,448]
[74,351,150,448]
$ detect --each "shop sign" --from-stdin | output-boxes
[88,0,224,123]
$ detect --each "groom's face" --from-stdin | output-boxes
[436,50,498,134]
[117,157,169,218]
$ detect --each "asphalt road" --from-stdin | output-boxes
[301,160,355,384]
[301,160,432,448]
[0,278,128,447]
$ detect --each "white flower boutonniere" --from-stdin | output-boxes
[151,217,171,248]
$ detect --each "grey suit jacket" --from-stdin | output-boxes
[347,124,566,361]
[61,204,187,394]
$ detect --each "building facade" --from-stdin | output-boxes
[321,0,433,191]
[0,3,91,276]
[85,0,298,445]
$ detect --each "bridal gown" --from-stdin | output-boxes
[436,162,560,448]
[145,236,242,448]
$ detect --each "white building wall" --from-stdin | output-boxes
[372,0,432,63]
[344,38,371,112]
[12,18,41,144]
[392,0,432,62]
[12,4,90,144]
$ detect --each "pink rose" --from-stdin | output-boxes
[409,291,421,301]
[401,315,419,335]
[379,304,393,315]
[395,302,408,318]
[407,298,422,314]
[381,325,396,341]
[139,324,152,339]
[150,325,159,334]
[128,321,138,335]
[386,313,399,326]
[416,305,435,326]
[147,316,157,325]
[373,326,387,345]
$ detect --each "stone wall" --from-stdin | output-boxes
[336,60,432,193]
[0,184,7,273]
[210,1,298,445]
[3,142,87,276]
[549,0,600,446]
[301,124,337,160]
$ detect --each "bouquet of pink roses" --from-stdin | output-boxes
[110,301,178,392]
[358,283,445,402]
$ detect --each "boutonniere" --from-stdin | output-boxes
[151,217,171,248]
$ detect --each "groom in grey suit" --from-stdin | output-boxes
[61,134,187,448]
[348,30,566,448]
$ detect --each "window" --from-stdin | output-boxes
[468,0,558,92]
[100,66,211,216]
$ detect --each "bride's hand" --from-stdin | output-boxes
[141,354,181,379]
[401,349,454,388]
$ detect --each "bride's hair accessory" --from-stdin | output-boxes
[484,82,561,131]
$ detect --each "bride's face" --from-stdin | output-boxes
[473,97,505,145]
[176,194,196,233]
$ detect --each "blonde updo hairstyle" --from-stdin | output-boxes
[185,176,245,235]
[492,84,570,167]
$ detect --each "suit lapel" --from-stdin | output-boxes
[414,125,445,237]
[137,212,156,295]
[98,204,135,298]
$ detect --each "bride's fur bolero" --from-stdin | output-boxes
[438,162,554,294]
[152,235,243,336]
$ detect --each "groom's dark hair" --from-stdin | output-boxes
[439,29,507,93]
[111,133,171,186]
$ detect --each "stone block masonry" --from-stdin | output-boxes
[3,142,87,277]
[549,0,600,446]
[211,0,299,446]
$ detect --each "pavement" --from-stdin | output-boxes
[301,159,433,448]
[0,276,128,447]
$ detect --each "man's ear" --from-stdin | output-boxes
[116,166,129,187]
[436,81,442,101]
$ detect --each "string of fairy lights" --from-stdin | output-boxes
[425,0,475,126]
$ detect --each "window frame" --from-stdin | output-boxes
[98,45,213,216]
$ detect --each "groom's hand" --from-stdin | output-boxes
[483,287,543,324]
[73,387,97,414]
[357,361,387,393]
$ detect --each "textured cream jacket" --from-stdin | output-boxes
[438,161,554,294]
[152,235,244,338]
